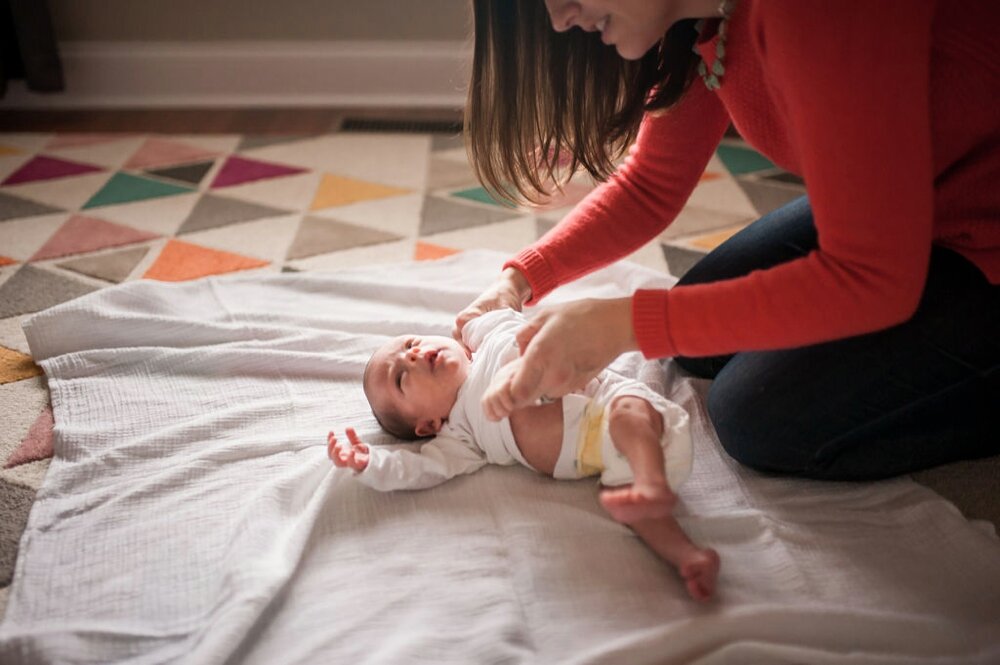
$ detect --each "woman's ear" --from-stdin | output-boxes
[415,418,443,438]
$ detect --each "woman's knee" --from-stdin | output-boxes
[705,373,798,474]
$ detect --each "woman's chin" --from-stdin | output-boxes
[614,38,661,61]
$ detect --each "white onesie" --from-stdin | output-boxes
[355,309,692,492]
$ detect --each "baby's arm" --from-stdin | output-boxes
[328,428,487,492]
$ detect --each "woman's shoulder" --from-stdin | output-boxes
[742,0,936,87]
[748,0,935,53]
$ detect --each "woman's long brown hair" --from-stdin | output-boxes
[466,0,700,205]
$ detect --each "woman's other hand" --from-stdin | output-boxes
[481,297,638,420]
[452,266,533,342]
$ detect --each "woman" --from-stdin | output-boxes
[454,0,999,480]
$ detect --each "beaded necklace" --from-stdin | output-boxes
[694,0,735,91]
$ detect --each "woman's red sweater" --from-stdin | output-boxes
[506,0,999,359]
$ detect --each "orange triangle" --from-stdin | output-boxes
[0,256,17,267]
[310,173,410,210]
[0,144,23,156]
[0,346,43,385]
[143,239,269,282]
[699,171,722,182]
[414,241,462,261]
[690,226,744,250]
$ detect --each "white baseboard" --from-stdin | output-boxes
[0,41,472,109]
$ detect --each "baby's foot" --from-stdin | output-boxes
[679,548,720,603]
[599,482,676,524]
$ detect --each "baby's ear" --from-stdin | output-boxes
[414,418,444,436]
[415,418,443,438]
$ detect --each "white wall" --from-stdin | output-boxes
[2,1,472,109]
[48,0,470,42]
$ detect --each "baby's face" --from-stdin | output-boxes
[367,334,472,437]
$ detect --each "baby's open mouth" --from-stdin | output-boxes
[427,349,439,369]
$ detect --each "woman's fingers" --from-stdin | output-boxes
[485,297,638,419]
[453,268,530,342]
[452,307,482,341]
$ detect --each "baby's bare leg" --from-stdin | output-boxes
[599,395,676,524]
[631,517,720,602]
[509,398,564,476]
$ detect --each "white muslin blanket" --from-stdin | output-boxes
[1,250,998,664]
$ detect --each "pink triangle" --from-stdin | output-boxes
[5,405,54,468]
[124,137,222,170]
[30,214,159,261]
[2,155,104,186]
[210,155,307,189]
[46,133,138,149]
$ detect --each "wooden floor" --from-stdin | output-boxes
[0,107,464,134]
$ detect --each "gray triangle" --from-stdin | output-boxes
[660,244,707,279]
[177,193,291,235]
[419,195,521,237]
[0,481,36,585]
[146,161,215,186]
[762,171,805,186]
[238,135,316,151]
[737,180,806,217]
[431,133,464,152]
[427,157,478,190]
[0,192,64,222]
[57,246,149,283]
[535,218,558,239]
[286,216,404,260]
[0,264,99,318]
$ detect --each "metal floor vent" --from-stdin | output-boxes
[340,117,463,134]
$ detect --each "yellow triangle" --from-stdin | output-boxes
[0,144,24,156]
[0,346,43,385]
[310,173,410,210]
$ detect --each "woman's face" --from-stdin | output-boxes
[542,0,700,60]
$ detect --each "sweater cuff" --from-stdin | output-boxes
[504,248,558,305]
[632,289,679,359]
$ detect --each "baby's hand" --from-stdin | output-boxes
[327,428,370,472]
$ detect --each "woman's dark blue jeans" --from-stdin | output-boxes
[674,196,1000,480]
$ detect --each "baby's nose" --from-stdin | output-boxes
[406,345,428,362]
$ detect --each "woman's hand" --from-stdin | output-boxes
[481,297,638,421]
[452,267,532,342]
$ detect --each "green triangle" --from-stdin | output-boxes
[715,144,775,176]
[451,186,514,208]
[83,172,194,209]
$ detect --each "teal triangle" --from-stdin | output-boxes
[715,144,775,176]
[83,172,194,209]
[450,186,514,209]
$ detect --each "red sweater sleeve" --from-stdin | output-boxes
[506,80,731,302]
[517,1,938,360]
[645,1,936,358]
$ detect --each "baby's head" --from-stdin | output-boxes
[363,334,473,440]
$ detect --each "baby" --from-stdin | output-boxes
[329,308,719,601]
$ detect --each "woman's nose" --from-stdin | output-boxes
[546,0,581,32]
